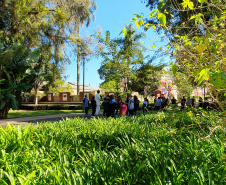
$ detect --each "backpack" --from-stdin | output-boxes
[128,99,134,110]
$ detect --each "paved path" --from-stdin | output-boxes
[0,113,90,127]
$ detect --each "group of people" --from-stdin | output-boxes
[83,91,210,117]
[153,95,210,110]
[101,94,141,117]
[83,91,144,117]
[154,95,177,110]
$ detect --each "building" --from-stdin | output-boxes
[68,82,100,95]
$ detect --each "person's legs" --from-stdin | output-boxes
[96,105,100,115]
[115,108,119,115]
[92,108,96,116]
[111,110,115,117]
[85,107,89,115]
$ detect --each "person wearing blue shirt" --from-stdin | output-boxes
[143,98,148,113]
[83,95,89,115]
[156,97,161,110]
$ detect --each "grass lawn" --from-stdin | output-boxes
[5,110,85,119]
[0,110,225,184]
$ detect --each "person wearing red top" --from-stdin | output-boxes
[115,96,122,115]
[119,102,127,116]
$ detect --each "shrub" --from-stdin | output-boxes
[0,112,225,184]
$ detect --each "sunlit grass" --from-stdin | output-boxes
[6,110,84,119]
[0,111,225,184]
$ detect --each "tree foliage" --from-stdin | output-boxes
[129,64,165,96]
[48,80,74,95]
[0,43,40,118]
[95,24,145,92]
[134,0,226,117]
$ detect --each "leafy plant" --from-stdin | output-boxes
[0,43,40,118]
[0,111,225,184]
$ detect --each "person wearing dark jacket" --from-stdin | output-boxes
[115,96,122,116]
[199,97,203,108]
[91,96,96,117]
[181,96,186,110]
[109,95,116,117]
[102,96,109,117]
[161,94,166,109]
[134,95,139,115]
[191,96,195,107]
[203,97,209,110]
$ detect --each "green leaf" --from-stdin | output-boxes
[177,173,184,181]
[139,19,144,26]
[135,21,140,28]
[158,0,165,10]
[171,64,178,76]
[198,69,209,85]
[181,0,194,10]
[198,0,207,3]
[26,51,40,63]
[157,13,166,25]
[134,14,143,18]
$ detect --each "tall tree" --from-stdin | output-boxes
[76,0,97,95]
[129,64,165,97]
[0,0,97,103]
[96,24,145,92]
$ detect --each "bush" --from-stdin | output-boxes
[33,104,70,110]
[0,111,225,184]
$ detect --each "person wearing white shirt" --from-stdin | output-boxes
[95,90,101,115]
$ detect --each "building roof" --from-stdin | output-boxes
[68,82,100,91]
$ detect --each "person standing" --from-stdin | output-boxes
[199,97,203,108]
[115,96,122,116]
[102,97,109,117]
[110,95,116,117]
[143,98,148,113]
[119,102,128,116]
[156,97,161,110]
[161,94,166,109]
[203,97,209,110]
[83,95,89,115]
[186,97,192,107]
[134,95,139,115]
[95,90,101,116]
[171,97,176,105]
[128,95,135,115]
[191,96,195,107]
[181,96,186,110]
[91,96,96,117]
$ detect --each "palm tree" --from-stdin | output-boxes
[76,0,97,95]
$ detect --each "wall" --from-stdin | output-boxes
[54,96,59,102]
[71,95,80,102]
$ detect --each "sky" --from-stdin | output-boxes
[66,0,169,88]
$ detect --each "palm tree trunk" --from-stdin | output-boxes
[77,46,80,95]
[34,87,38,105]
[77,28,80,95]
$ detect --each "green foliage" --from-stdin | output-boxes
[129,64,165,96]
[0,43,40,118]
[0,111,225,184]
[95,24,145,92]
[134,0,226,115]
[100,80,123,95]
[48,80,74,95]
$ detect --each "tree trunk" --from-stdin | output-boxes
[144,86,147,98]
[77,27,80,95]
[77,46,80,95]
[0,103,9,119]
[34,87,38,105]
